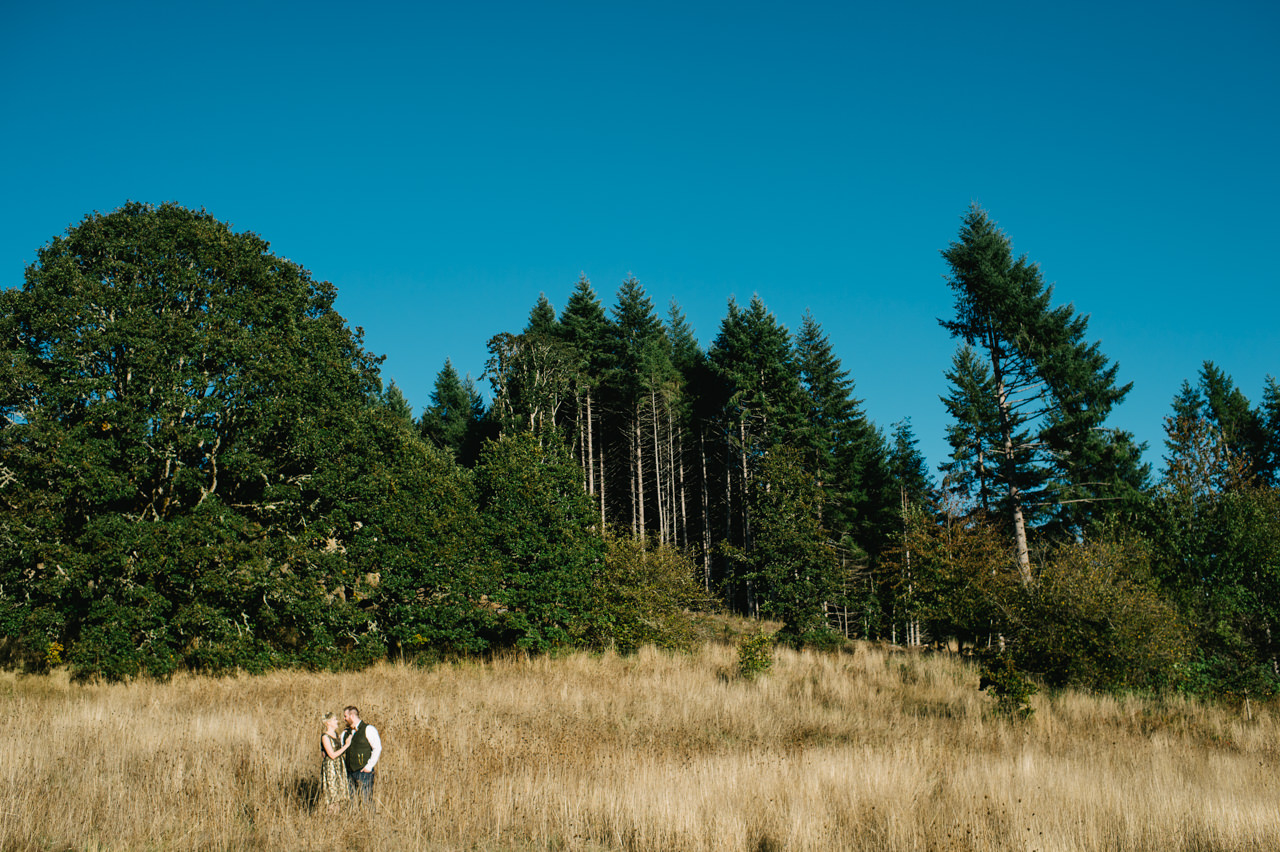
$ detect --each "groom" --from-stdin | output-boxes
[341,705,382,805]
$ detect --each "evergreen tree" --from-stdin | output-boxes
[667,300,717,580]
[888,419,935,505]
[557,276,611,513]
[484,293,575,438]
[1150,445,1280,696]
[707,296,805,607]
[939,205,1137,581]
[885,419,936,645]
[419,359,485,466]
[606,277,678,539]
[794,311,891,565]
[747,446,841,643]
[381,380,415,428]
[666,300,703,376]
[1165,362,1272,486]
[525,293,559,337]
[1144,368,1280,695]
[939,345,1001,516]
[709,296,805,450]
[1262,377,1280,485]
[794,312,859,507]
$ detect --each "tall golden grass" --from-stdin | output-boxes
[6,640,1280,851]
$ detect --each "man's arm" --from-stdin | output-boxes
[363,725,382,771]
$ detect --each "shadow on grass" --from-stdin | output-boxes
[291,775,321,812]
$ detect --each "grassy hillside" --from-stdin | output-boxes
[4,639,1278,851]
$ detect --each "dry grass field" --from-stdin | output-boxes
[5,639,1280,851]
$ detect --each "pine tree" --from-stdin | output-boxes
[748,446,840,643]
[794,311,859,499]
[420,359,485,465]
[382,380,415,428]
[940,345,1001,516]
[1160,363,1280,494]
[558,276,610,516]
[794,311,887,560]
[885,419,936,647]
[667,300,715,581]
[606,277,677,539]
[939,205,1137,581]
[708,296,805,608]
[525,293,559,337]
[1196,362,1268,483]
[1262,377,1280,486]
[1151,376,1280,696]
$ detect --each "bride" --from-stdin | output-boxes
[319,712,353,813]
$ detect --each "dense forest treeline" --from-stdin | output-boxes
[2,202,1278,699]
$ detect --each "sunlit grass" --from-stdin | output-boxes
[6,640,1279,850]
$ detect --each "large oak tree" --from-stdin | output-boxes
[0,203,467,677]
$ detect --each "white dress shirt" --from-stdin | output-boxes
[362,724,382,771]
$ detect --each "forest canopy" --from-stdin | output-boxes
[2,202,1278,697]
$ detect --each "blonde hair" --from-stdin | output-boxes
[321,711,339,731]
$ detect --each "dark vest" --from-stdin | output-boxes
[344,721,373,772]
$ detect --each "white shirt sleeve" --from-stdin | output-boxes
[364,724,382,771]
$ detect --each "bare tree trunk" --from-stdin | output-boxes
[901,485,920,647]
[575,390,587,491]
[724,427,735,601]
[635,407,646,539]
[739,417,751,552]
[585,389,595,495]
[990,352,1032,585]
[645,391,665,544]
[700,428,712,590]
[675,425,687,550]
[598,441,607,528]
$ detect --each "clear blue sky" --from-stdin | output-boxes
[3,0,1277,476]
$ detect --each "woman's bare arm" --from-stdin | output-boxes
[321,735,351,759]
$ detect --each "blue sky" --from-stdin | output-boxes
[3,0,1277,475]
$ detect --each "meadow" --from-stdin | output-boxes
[5,638,1280,851]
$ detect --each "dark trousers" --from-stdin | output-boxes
[347,768,375,804]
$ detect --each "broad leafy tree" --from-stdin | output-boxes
[473,432,605,652]
[0,202,401,677]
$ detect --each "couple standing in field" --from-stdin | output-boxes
[319,705,382,813]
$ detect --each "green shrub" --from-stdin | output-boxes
[589,533,715,654]
[979,653,1037,719]
[737,631,775,680]
[1013,538,1190,692]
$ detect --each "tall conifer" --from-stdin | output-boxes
[939,205,1138,579]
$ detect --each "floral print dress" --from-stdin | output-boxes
[320,733,347,808]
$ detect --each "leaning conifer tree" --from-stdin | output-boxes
[939,205,1144,583]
